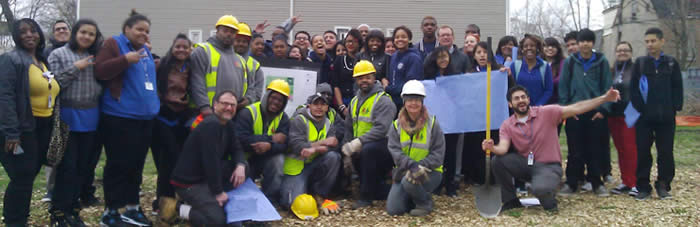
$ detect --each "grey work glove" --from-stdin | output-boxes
[341,138,362,157]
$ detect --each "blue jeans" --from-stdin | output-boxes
[280,152,341,208]
[386,171,442,215]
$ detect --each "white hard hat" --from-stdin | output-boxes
[401,80,426,98]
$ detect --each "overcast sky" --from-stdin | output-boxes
[510,0,606,30]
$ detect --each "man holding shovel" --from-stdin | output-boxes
[482,85,620,213]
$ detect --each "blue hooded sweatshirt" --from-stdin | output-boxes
[101,34,160,120]
[510,56,553,106]
[387,48,423,107]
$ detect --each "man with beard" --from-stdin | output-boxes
[482,85,620,213]
[234,79,291,205]
[191,15,249,117]
[341,60,397,209]
[233,22,264,106]
[159,91,246,226]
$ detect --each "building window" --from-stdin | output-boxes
[210,30,217,39]
[189,29,202,43]
[386,28,395,37]
[334,26,351,40]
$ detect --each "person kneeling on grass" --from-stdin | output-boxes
[482,85,620,213]
[280,93,343,215]
[158,90,247,226]
[385,80,445,216]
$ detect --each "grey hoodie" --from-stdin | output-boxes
[190,37,248,109]
[239,51,265,103]
[343,80,397,144]
[288,108,342,156]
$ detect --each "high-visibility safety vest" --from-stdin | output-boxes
[350,91,389,138]
[195,42,248,105]
[392,116,443,172]
[283,115,331,175]
[246,102,283,136]
[245,55,261,76]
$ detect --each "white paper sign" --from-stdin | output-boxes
[260,66,318,116]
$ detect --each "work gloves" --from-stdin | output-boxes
[405,163,432,185]
[320,199,341,215]
[341,138,362,157]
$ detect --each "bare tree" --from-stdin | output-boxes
[511,0,582,40]
[1,0,16,24]
[659,0,696,70]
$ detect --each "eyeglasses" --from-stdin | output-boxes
[216,101,236,108]
[616,49,631,53]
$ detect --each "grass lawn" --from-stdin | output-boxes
[1,126,699,226]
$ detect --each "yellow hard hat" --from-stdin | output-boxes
[352,60,376,78]
[236,22,252,37]
[215,15,239,30]
[267,79,291,97]
[291,194,318,220]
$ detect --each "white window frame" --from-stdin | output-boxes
[334,26,351,40]
[188,29,202,43]
[386,28,395,37]
[210,30,217,39]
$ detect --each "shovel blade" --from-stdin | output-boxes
[474,184,502,218]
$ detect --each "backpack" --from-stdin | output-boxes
[514,59,548,87]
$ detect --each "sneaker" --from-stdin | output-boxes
[351,200,372,210]
[557,184,576,197]
[628,187,639,197]
[50,210,70,227]
[516,187,528,197]
[42,191,53,202]
[655,182,673,200]
[594,185,610,197]
[409,208,430,216]
[101,210,129,227]
[121,208,153,226]
[500,199,523,211]
[581,181,593,191]
[610,184,631,194]
[158,197,178,224]
[656,187,672,200]
[604,175,615,184]
[70,209,87,227]
[446,184,458,198]
[635,190,651,201]
[80,195,100,208]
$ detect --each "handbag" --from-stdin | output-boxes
[46,98,70,167]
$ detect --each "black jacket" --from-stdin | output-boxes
[234,92,290,157]
[630,55,683,122]
[171,115,245,195]
[609,60,634,116]
[0,49,40,141]
[358,51,390,80]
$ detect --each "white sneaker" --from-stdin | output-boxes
[581,182,593,191]
[41,192,52,202]
[628,187,639,197]
[604,175,615,184]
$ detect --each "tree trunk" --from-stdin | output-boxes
[0,0,15,24]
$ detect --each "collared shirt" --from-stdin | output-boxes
[577,52,597,72]
[499,105,563,163]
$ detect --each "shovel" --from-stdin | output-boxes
[473,64,502,218]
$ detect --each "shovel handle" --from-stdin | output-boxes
[485,64,492,158]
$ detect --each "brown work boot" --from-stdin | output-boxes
[158,196,178,225]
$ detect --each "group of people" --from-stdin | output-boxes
[0,9,683,227]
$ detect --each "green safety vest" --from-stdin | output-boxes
[195,42,248,105]
[295,104,337,124]
[246,102,283,136]
[393,116,443,173]
[283,115,331,175]
[350,91,388,138]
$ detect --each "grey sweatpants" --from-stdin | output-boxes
[492,152,562,210]
[280,152,341,209]
[385,170,442,215]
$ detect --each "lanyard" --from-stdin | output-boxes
[615,61,627,83]
[516,121,534,153]
[179,63,187,73]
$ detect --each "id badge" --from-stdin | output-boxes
[527,152,534,166]
[145,81,154,91]
[48,94,53,108]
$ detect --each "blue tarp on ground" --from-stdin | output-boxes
[225,178,282,223]
[422,71,510,134]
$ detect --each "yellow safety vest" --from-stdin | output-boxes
[393,116,443,172]
[283,115,331,175]
[246,102,283,136]
[195,42,248,105]
[350,91,388,138]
